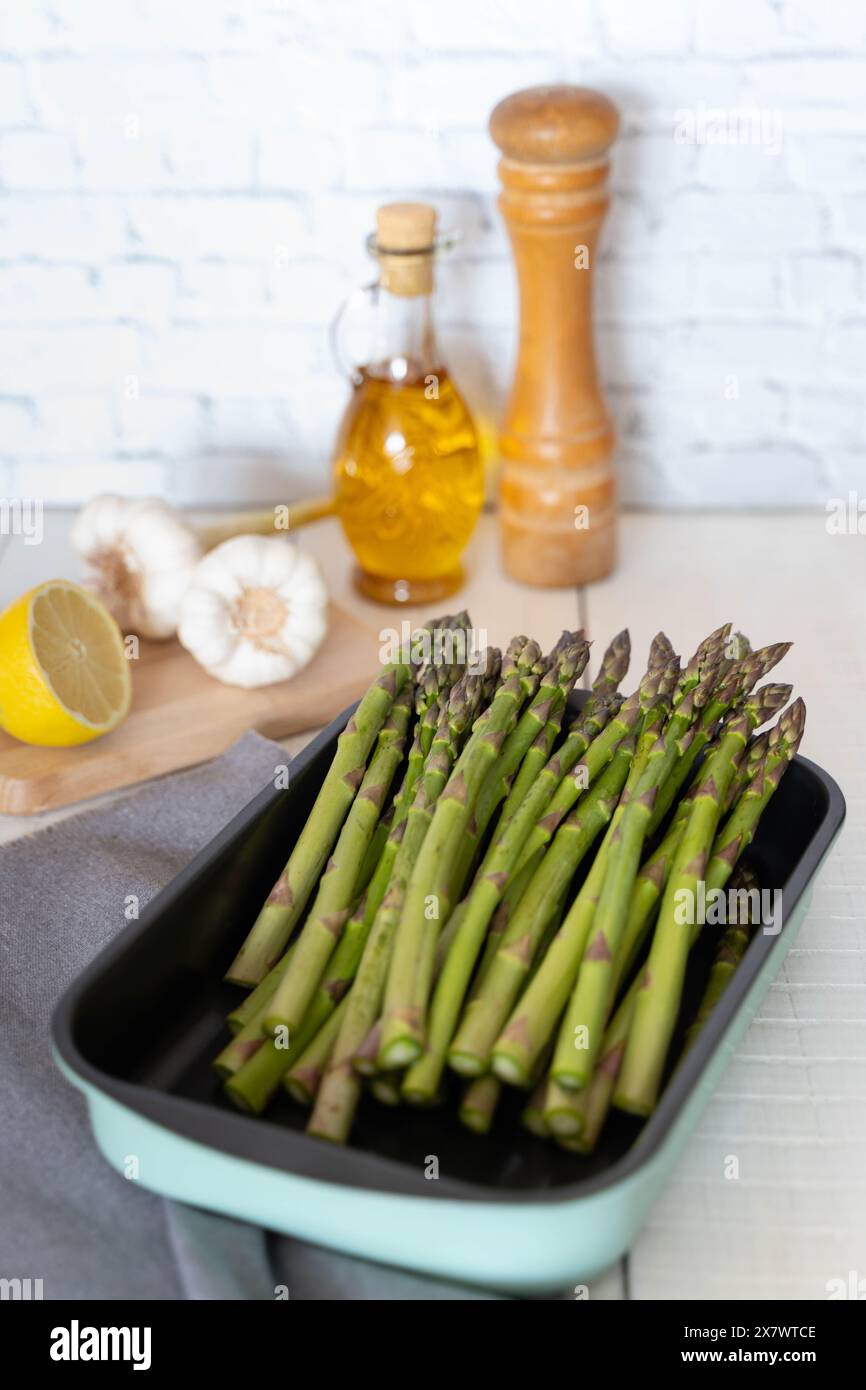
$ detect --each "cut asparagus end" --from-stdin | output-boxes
[447,1049,486,1078]
[546,1110,584,1138]
[401,1086,442,1109]
[401,1083,433,1106]
[370,1077,402,1106]
[491,1052,530,1086]
[225,961,271,989]
[460,1108,492,1135]
[548,1069,583,1092]
[379,1037,421,1068]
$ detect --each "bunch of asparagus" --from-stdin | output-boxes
[216,613,804,1155]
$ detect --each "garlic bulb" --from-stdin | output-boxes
[177,535,328,688]
[71,494,202,640]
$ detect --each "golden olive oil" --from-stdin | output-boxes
[334,366,483,603]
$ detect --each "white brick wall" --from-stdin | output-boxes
[1,0,864,508]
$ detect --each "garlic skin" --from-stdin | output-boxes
[71,494,202,640]
[177,535,329,688]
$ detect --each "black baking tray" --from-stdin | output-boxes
[51,694,845,1289]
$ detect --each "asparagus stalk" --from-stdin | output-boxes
[468,695,625,979]
[593,628,632,694]
[283,1003,346,1104]
[498,630,628,838]
[459,913,566,1131]
[486,651,690,1090]
[266,684,482,1110]
[614,682,793,1115]
[562,978,638,1154]
[485,822,619,1087]
[647,641,792,837]
[450,734,635,1079]
[225,984,348,1115]
[608,797,691,1002]
[509,689,628,860]
[215,946,297,1076]
[403,696,622,1101]
[352,1020,382,1077]
[214,1018,265,1079]
[570,731,757,1081]
[543,1076,586,1137]
[305,680,485,1141]
[352,900,471,1081]
[399,611,471,816]
[451,638,589,896]
[549,660,722,1090]
[515,655,679,874]
[521,1078,550,1137]
[486,657,688,1090]
[227,656,412,984]
[358,710,434,930]
[682,921,751,1053]
[369,1072,403,1106]
[306,897,396,1141]
[648,631,676,670]
[263,684,413,1035]
[241,881,386,1100]
[226,952,290,1034]
[472,637,588,836]
[459,1074,503,1134]
[238,614,468,1006]
[355,618,465,907]
[499,694,613,841]
[378,638,541,1068]
[607,665,788,1008]
[473,850,543,982]
[575,750,778,1150]
[351,899,471,1082]
[572,848,774,1154]
[222,710,481,1119]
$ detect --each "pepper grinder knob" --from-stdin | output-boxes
[490,84,620,586]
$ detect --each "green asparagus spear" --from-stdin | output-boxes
[614,683,793,1115]
[550,659,722,1090]
[263,684,413,1035]
[378,638,541,1068]
[459,1074,503,1134]
[450,734,635,1079]
[284,1003,346,1105]
[227,656,412,984]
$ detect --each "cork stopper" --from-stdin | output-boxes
[375,202,437,296]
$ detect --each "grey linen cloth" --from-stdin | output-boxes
[0,732,501,1301]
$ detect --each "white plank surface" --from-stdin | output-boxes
[1,508,861,1300]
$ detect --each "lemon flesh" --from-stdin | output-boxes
[0,580,131,747]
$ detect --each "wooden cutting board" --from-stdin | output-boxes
[0,603,379,816]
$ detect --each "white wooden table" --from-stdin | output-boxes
[1,510,863,1301]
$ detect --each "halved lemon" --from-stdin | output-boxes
[0,580,131,747]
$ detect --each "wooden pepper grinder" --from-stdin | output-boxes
[490,85,620,586]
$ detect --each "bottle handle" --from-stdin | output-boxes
[330,280,379,385]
